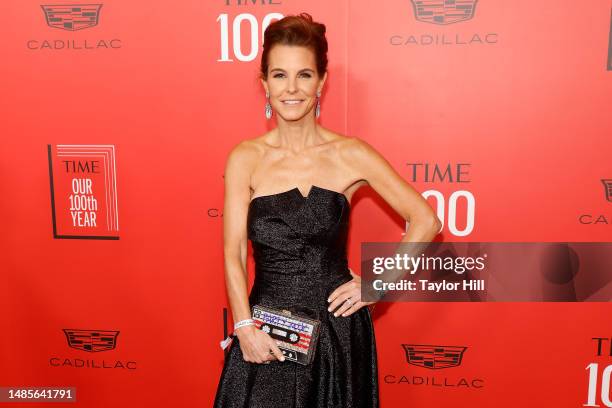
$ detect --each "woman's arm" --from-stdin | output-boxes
[222,142,253,327]
[328,137,442,316]
[222,141,285,363]
[346,137,442,236]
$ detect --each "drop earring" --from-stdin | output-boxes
[265,91,272,120]
[315,90,321,118]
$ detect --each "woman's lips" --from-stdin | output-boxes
[282,100,304,105]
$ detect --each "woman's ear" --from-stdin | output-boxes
[318,71,328,93]
[260,78,268,95]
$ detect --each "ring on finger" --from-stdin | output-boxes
[334,298,351,316]
[342,298,357,316]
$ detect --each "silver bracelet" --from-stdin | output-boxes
[233,318,254,331]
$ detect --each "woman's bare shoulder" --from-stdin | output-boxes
[226,131,273,164]
[323,130,372,157]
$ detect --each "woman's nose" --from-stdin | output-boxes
[287,76,297,93]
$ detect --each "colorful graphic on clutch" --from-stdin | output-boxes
[409,0,478,25]
[252,305,319,365]
[401,344,467,369]
[41,4,103,31]
[47,144,120,239]
[259,323,304,346]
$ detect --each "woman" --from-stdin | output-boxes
[214,12,441,408]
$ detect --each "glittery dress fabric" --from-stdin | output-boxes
[213,185,379,408]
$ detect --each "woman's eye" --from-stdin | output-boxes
[272,73,311,78]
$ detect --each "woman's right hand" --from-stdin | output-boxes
[235,325,286,364]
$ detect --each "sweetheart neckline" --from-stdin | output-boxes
[249,185,349,207]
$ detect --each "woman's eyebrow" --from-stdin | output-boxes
[270,68,315,73]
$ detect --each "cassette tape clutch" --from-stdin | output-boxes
[251,304,321,365]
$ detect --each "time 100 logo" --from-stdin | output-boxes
[217,13,284,62]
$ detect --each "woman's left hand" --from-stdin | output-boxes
[327,268,376,317]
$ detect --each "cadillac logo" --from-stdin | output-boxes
[410,0,478,25]
[63,329,119,352]
[402,344,467,369]
[41,4,103,31]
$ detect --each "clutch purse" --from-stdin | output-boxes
[251,304,321,365]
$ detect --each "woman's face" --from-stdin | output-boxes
[261,44,327,122]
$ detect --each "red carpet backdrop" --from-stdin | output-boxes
[1,0,611,406]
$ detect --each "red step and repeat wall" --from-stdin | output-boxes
[1,0,611,407]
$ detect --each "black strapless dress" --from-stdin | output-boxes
[213,185,379,408]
